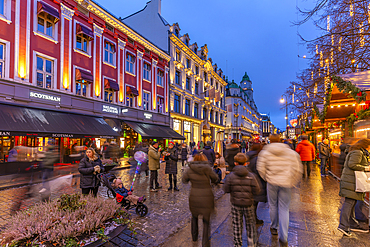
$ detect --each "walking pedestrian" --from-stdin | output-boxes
[180,143,190,168]
[202,141,215,166]
[139,142,150,177]
[164,142,179,191]
[182,153,219,247]
[318,139,331,176]
[225,139,240,172]
[247,143,267,224]
[241,140,247,153]
[296,135,315,178]
[215,152,226,181]
[39,146,59,194]
[257,134,303,246]
[148,141,162,192]
[199,141,205,150]
[78,148,104,197]
[338,139,370,236]
[224,153,261,247]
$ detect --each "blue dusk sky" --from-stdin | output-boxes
[96,0,319,129]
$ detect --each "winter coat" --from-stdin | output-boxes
[199,142,205,150]
[223,165,261,207]
[148,146,161,170]
[182,161,219,217]
[241,141,247,149]
[318,142,331,159]
[247,150,267,203]
[296,140,315,161]
[215,156,226,168]
[78,155,104,189]
[338,143,349,167]
[165,147,178,174]
[181,147,189,161]
[339,149,369,201]
[115,186,129,198]
[202,146,215,166]
[225,144,240,171]
[257,143,303,188]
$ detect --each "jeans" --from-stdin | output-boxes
[339,197,360,231]
[320,158,328,175]
[267,183,292,242]
[82,187,99,197]
[150,170,159,189]
[168,174,177,188]
[301,161,311,177]
[191,214,210,247]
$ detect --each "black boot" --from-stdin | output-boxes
[168,175,173,191]
[173,177,179,191]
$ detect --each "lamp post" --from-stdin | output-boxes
[280,95,289,137]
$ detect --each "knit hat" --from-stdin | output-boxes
[168,141,175,146]
[151,141,158,146]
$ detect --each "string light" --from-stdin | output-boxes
[331,35,334,46]
[316,45,319,55]
[360,22,364,47]
[327,15,330,31]
[350,3,354,17]
[311,71,314,80]
[331,48,334,64]
[339,37,342,51]
[320,51,323,67]
[368,3,370,24]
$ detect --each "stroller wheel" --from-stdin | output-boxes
[136,204,148,217]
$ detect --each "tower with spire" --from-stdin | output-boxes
[240,72,254,106]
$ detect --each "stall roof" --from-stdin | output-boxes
[340,71,370,91]
[124,121,185,140]
[0,104,119,138]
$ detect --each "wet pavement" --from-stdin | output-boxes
[1,162,370,246]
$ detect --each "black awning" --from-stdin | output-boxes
[76,23,94,40]
[76,68,93,84]
[37,1,60,23]
[104,78,119,91]
[0,104,119,138]
[124,121,185,140]
[126,86,139,97]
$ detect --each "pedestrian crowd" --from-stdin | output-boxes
[74,134,370,247]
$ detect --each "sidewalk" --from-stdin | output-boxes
[163,164,370,247]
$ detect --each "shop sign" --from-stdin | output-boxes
[144,113,152,119]
[290,119,298,127]
[30,92,61,102]
[113,127,119,132]
[0,131,10,136]
[102,105,119,114]
[52,133,74,138]
[121,109,128,113]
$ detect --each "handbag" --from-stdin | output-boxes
[355,171,370,192]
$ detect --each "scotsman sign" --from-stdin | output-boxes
[30,92,61,102]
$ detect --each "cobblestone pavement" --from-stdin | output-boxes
[168,164,370,247]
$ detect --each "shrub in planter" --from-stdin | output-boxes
[0,194,122,246]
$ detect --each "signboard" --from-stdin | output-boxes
[102,105,119,114]
[30,92,61,102]
[121,109,128,113]
[144,113,152,119]
[290,119,298,127]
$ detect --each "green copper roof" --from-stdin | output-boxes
[228,79,239,88]
[242,72,251,82]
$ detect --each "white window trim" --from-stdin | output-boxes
[0,38,10,79]
[33,51,57,89]
[0,0,11,24]
[102,37,116,67]
[73,65,92,98]
[103,75,117,104]
[143,60,151,82]
[33,0,59,43]
[143,90,151,111]
[125,50,135,75]
[73,20,92,57]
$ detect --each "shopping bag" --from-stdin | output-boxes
[355,171,370,192]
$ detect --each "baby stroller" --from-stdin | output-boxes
[99,172,148,217]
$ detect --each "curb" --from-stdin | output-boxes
[85,225,127,247]
[0,166,131,191]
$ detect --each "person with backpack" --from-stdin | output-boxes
[224,153,261,247]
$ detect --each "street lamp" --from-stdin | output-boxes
[280,95,289,133]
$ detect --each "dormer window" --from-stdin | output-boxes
[185,39,189,46]
[194,47,197,53]
[175,29,179,37]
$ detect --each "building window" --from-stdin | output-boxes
[185,99,190,116]
[194,47,197,54]
[215,112,218,124]
[220,114,223,125]
[158,97,164,113]
[186,58,190,68]
[36,56,53,89]
[195,66,199,75]
[175,70,180,85]
[216,82,219,90]
[145,48,150,54]
[194,103,198,118]
[210,110,213,123]
[126,53,135,74]
[126,95,133,107]
[211,78,213,86]
[203,108,207,120]
[0,43,4,78]
[186,77,190,90]
[174,94,180,113]
[76,34,89,53]
[143,91,150,110]
[127,38,134,45]
[105,23,114,32]
[204,72,207,82]
[143,63,151,81]
[195,82,199,95]
[104,41,115,65]
[76,82,87,97]
[176,50,180,62]
[37,12,54,37]
[157,69,164,86]
[175,29,179,37]
[185,39,189,46]
[0,0,4,16]
[104,90,113,103]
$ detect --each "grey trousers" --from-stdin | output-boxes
[339,197,360,231]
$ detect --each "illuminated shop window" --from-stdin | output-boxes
[36,56,53,89]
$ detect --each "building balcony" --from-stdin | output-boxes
[174,60,184,70]
[185,68,193,76]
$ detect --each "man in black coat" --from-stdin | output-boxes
[202,141,216,166]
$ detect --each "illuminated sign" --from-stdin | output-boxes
[290,119,298,127]
[121,109,128,113]
[0,132,10,136]
[144,113,152,119]
[102,105,119,114]
[52,134,74,138]
[113,127,119,132]
[184,121,191,132]
[30,92,61,102]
